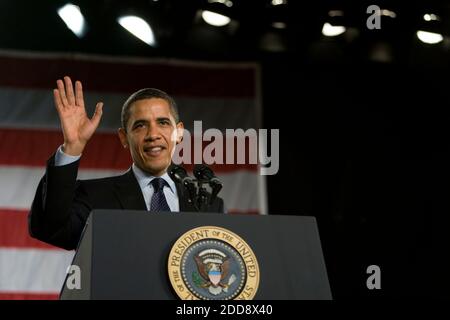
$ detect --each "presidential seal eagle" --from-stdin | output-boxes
[194,248,235,295]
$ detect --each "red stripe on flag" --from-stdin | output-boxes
[0,128,258,172]
[228,210,260,215]
[0,56,255,98]
[0,292,58,300]
[0,209,61,250]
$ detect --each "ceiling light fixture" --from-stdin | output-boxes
[117,15,156,46]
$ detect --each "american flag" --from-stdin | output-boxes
[0,50,265,299]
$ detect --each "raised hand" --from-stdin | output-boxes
[54,76,103,156]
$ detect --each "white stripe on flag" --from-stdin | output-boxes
[0,166,260,212]
[0,248,74,293]
[0,87,258,131]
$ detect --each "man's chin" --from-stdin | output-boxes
[140,161,170,176]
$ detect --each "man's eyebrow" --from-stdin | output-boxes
[131,119,148,126]
[156,117,171,121]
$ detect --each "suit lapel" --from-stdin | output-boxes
[114,166,197,212]
[114,169,147,211]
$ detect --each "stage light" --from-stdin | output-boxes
[57,3,86,37]
[201,10,231,27]
[117,15,156,46]
[328,10,344,17]
[271,0,287,5]
[424,14,439,21]
[208,0,233,7]
[381,9,396,18]
[322,22,346,37]
[272,22,287,29]
[417,30,443,44]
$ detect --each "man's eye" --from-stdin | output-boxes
[133,123,144,129]
[159,120,170,125]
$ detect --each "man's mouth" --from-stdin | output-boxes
[144,146,166,157]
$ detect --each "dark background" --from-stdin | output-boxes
[1,0,449,298]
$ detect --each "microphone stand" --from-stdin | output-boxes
[209,181,222,206]
[184,179,200,211]
[195,179,210,212]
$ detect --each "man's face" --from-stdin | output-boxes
[118,98,184,176]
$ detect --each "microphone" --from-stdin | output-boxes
[168,164,198,207]
[193,164,223,205]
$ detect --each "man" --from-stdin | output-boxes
[28,76,224,250]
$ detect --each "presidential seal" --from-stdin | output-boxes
[168,226,259,300]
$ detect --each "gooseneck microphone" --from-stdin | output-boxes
[193,164,223,205]
[169,164,223,212]
[168,164,198,210]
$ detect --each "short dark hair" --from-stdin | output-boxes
[121,88,180,130]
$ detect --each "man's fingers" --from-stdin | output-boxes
[91,102,104,127]
[64,76,76,106]
[75,81,85,108]
[56,79,69,106]
[53,89,64,113]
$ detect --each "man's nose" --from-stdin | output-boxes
[145,125,161,141]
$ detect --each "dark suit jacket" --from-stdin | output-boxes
[28,156,224,250]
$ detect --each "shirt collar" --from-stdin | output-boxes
[131,163,176,194]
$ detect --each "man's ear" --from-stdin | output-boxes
[118,128,128,148]
[175,122,184,144]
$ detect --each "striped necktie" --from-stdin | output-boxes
[150,178,171,212]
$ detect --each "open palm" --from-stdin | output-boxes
[54,76,103,155]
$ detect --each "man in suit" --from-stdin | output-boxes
[28,76,224,250]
